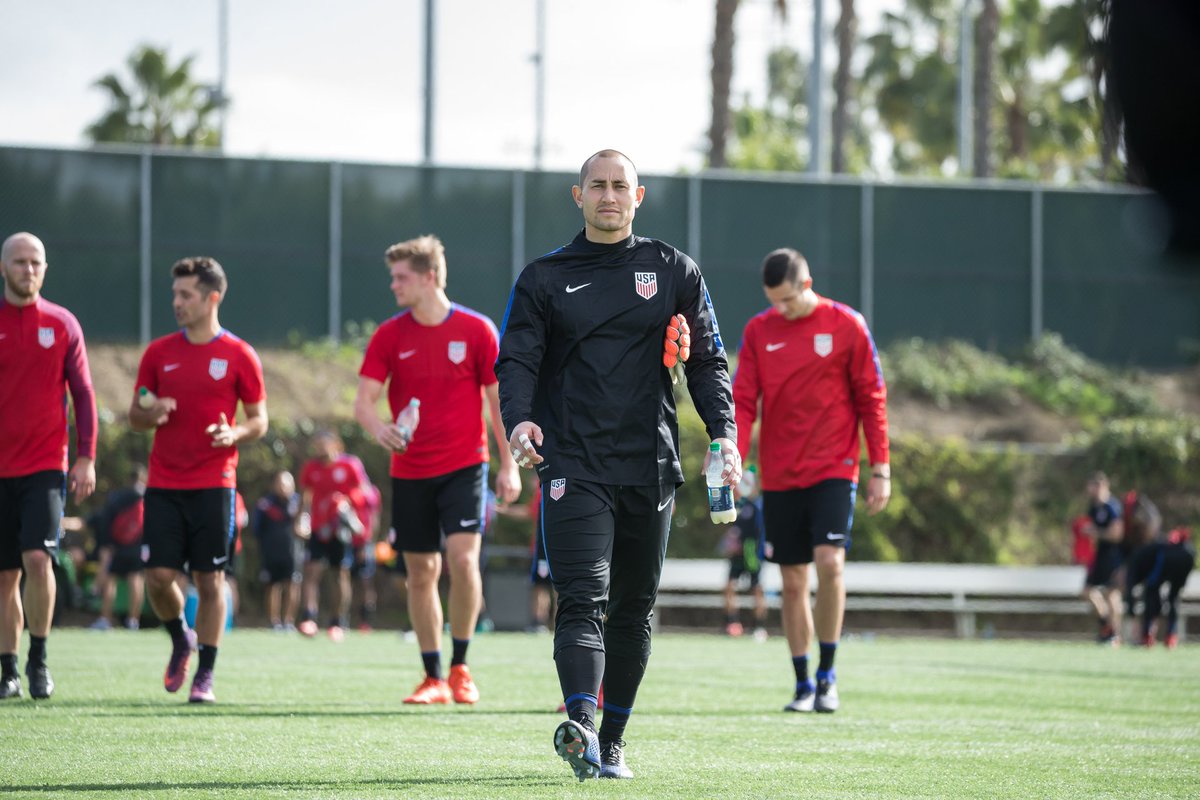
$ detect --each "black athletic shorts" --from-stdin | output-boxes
[144,487,236,573]
[391,463,487,553]
[109,544,147,576]
[1085,542,1124,589]
[762,479,856,565]
[260,557,299,584]
[728,556,761,588]
[306,536,353,569]
[0,471,66,571]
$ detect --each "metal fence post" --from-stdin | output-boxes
[139,150,152,344]
[860,182,875,325]
[1030,186,1043,342]
[511,170,526,284]
[328,161,343,343]
[688,174,702,266]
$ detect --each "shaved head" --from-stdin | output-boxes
[578,149,638,187]
[1,232,45,264]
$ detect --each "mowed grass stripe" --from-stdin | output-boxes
[1,630,1196,799]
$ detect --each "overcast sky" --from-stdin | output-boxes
[1,0,898,175]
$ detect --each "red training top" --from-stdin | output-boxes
[733,295,889,492]
[359,304,499,480]
[299,453,373,545]
[0,297,97,477]
[135,329,266,490]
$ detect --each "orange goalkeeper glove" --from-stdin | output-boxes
[663,313,691,384]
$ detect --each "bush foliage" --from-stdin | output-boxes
[78,336,1198,575]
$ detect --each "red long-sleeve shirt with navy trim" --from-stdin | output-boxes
[733,295,888,492]
[0,297,97,477]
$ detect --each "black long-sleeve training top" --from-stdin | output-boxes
[497,230,736,487]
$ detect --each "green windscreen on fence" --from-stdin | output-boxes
[150,154,330,343]
[3,146,1198,365]
[0,147,141,340]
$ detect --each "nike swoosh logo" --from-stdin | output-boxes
[565,283,591,293]
[765,343,786,352]
[458,518,479,528]
[657,495,674,512]
[826,533,846,541]
[164,363,181,371]
[212,555,229,565]
[398,350,417,360]
[44,540,58,548]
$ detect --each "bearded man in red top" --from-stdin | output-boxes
[733,248,890,715]
[0,232,97,701]
[354,235,520,706]
[129,257,267,704]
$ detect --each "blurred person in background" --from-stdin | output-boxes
[722,466,767,641]
[88,466,148,631]
[355,235,519,707]
[298,431,374,642]
[733,247,890,714]
[0,232,98,700]
[253,470,302,632]
[1080,472,1125,645]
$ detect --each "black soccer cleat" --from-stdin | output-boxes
[26,662,54,700]
[0,673,21,700]
[599,739,634,779]
[554,719,600,782]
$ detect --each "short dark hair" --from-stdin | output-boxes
[761,248,808,288]
[578,149,638,186]
[171,257,227,298]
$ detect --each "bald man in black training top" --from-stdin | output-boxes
[497,149,740,782]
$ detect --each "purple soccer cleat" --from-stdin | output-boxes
[188,668,216,704]
[164,628,198,694]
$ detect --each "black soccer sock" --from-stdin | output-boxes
[818,641,838,675]
[556,645,604,732]
[598,644,647,744]
[1,653,17,678]
[421,651,442,680]
[726,611,739,625]
[164,616,188,648]
[360,603,375,626]
[598,702,632,746]
[197,644,218,672]
[792,655,810,689]
[451,638,470,667]
[28,636,47,666]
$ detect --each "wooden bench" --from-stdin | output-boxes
[653,559,1200,640]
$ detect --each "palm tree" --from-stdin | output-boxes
[708,0,788,168]
[86,45,224,147]
[973,0,999,176]
[831,0,857,173]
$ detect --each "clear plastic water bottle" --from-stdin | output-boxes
[395,397,421,443]
[706,442,736,523]
[137,386,157,409]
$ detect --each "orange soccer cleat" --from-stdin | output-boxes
[448,664,480,704]
[403,676,452,705]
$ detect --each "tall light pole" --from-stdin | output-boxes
[423,0,436,164]
[958,0,974,175]
[807,0,825,175]
[533,0,546,170]
[217,0,229,150]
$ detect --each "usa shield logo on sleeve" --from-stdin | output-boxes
[634,272,657,300]
[814,333,833,358]
[448,341,467,364]
[38,327,55,349]
[209,358,229,380]
[549,478,566,501]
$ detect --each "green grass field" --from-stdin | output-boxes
[1,630,1197,799]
